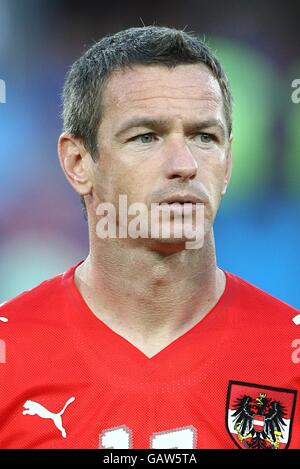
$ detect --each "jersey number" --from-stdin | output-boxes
[100,425,196,449]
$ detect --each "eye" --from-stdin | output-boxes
[131,133,155,144]
[197,133,214,143]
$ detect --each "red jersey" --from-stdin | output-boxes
[0,262,299,449]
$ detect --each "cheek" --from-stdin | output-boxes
[121,158,159,201]
[91,154,124,204]
[200,158,227,214]
[201,157,227,194]
[105,159,151,204]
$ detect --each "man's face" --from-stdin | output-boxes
[90,63,231,248]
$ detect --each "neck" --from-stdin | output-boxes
[75,229,226,357]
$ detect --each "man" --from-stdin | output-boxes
[0,26,299,450]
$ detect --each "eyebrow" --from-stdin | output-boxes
[114,117,226,139]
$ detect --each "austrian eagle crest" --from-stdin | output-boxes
[226,381,297,449]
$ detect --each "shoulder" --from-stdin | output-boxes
[0,263,78,326]
[225,271,299,325]
[0,264,81,402]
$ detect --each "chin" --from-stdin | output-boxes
[146,236,204,256]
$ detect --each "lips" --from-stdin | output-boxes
[158,194,204,205]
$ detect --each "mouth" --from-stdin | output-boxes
[158,194,204,205]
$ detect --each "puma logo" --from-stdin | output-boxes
[22,396,75,438]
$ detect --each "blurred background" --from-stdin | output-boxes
[0,0,299,307]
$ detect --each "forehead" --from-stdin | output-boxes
[101,64,224,122]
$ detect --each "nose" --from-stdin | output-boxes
[163,138,198,181]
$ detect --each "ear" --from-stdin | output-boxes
[221,136,232,196]
[58,133,93,196]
